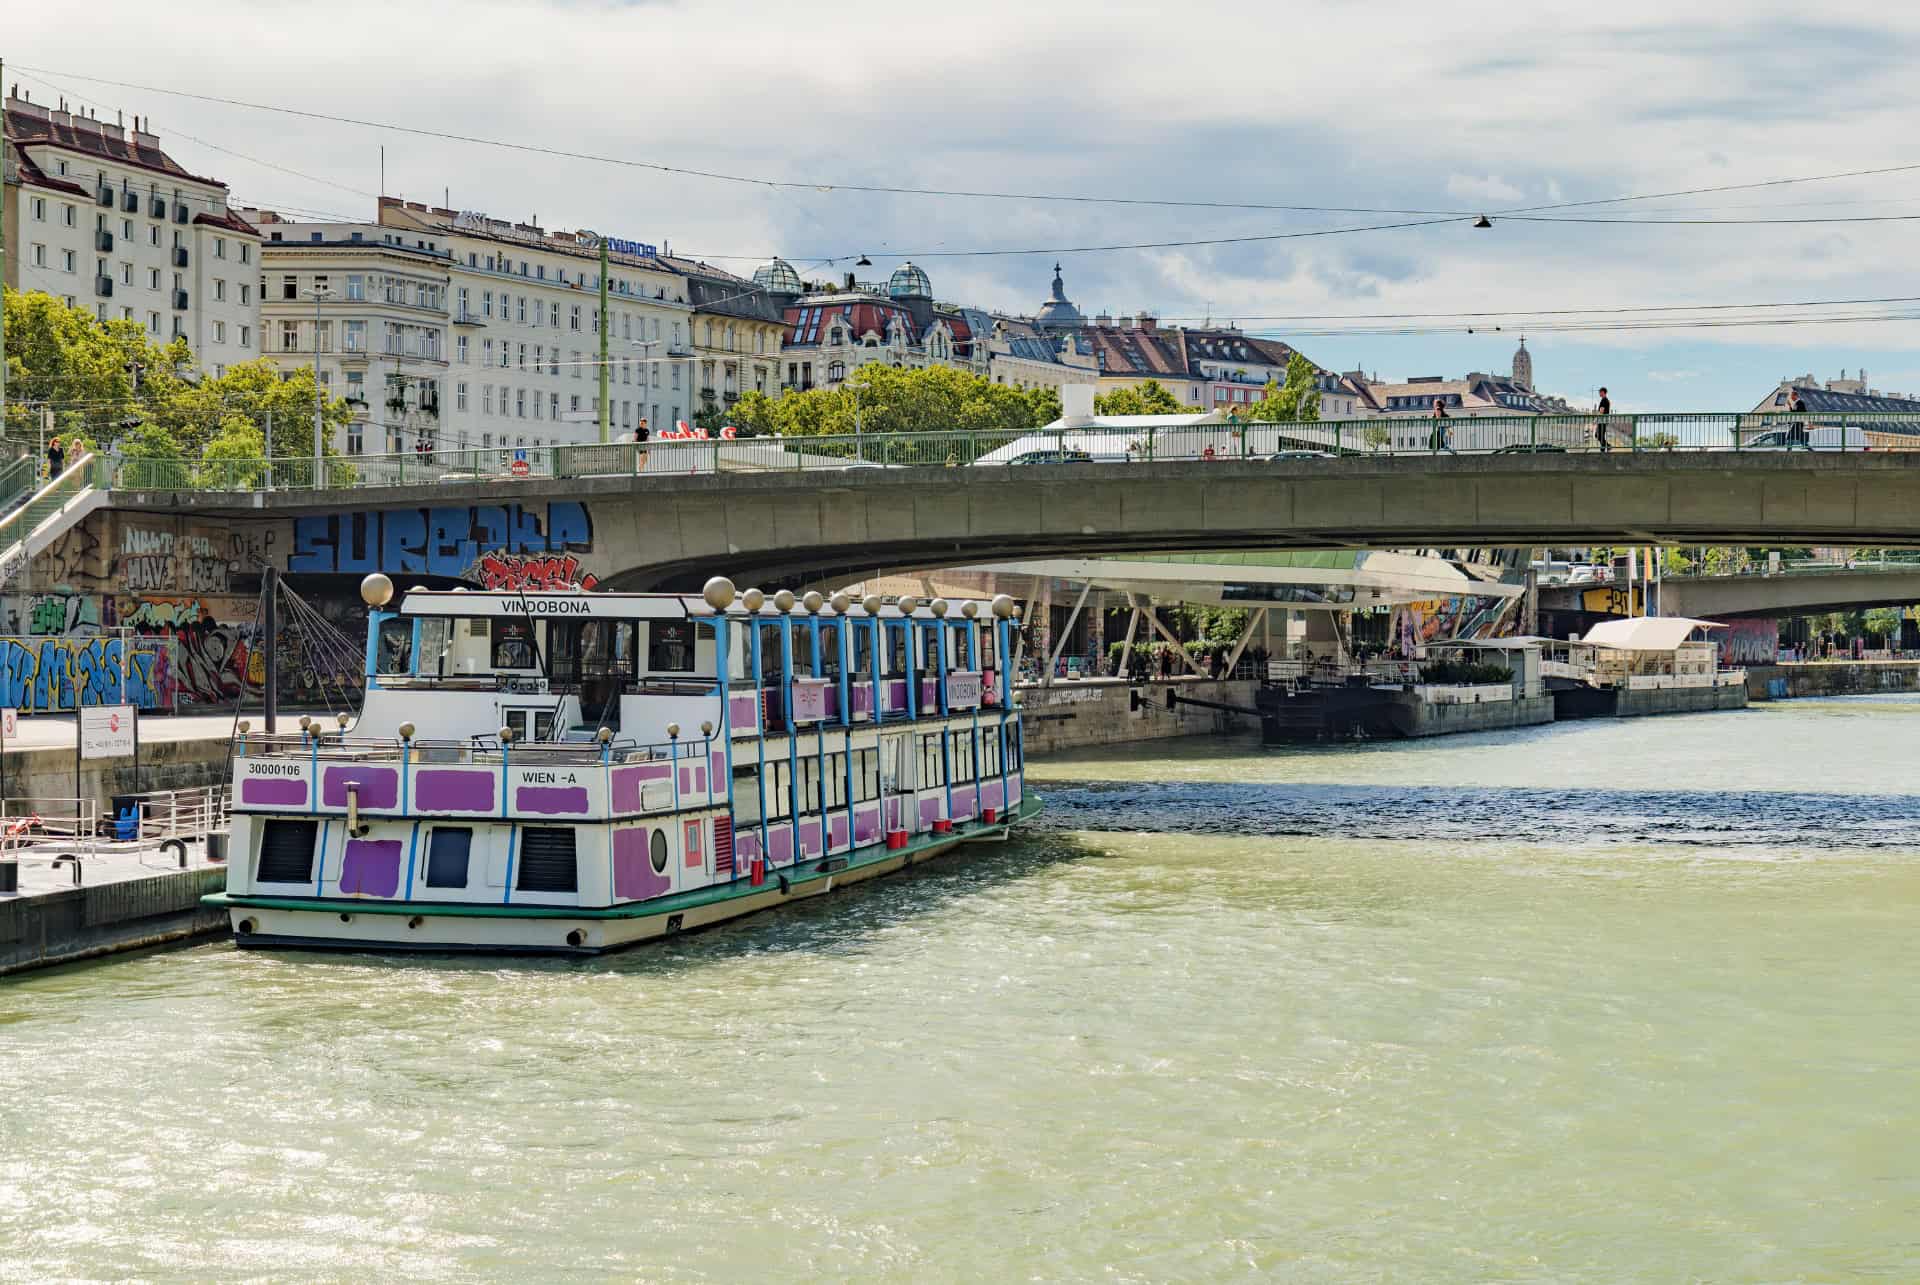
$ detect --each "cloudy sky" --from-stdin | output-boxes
[14,0,1920,409]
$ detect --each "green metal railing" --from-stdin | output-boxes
[94,411,1920,495]
[0,453,103,575]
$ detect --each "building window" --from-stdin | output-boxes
[63,204,76,227]
[281,275,297,300]
[483,385,494,415]
[214,237,226,260]
[147,312,160,334]
[214,321,227,344]
[240,325,252,348]
[30,197,45,221]
[62,249,76,273]
[213,278,226,302]
[516,389,526,418]
[280,321,300,353]
[240,243,251,264]
[570,305,581,331]
[517,296,527,323]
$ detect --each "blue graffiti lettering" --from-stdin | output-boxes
[289,503,593,576]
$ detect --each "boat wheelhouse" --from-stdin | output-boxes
[207,577,1036,954]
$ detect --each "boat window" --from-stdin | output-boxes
[649,828,668,875]
[734,766,762,824]
[727,623,752,686]
[759,623,785,683]
[425,827,473,888]
[948,730,975,781]
[418,618,451,678]
[767,760,791,820]
[851,620,874,677]
[257,819,318,883]
[376,618,414,676]
[886,622,909,676]
[551,619,637,687]
[649,620,696,673]
[490,618,537,670]
[1007,724,1023,772]
[919,733,946,787]
[515,827,578,893]
[853,748,879,802]
[817,622,841,679]
[979,626,997,671]
[982,733,1001,777]
[919,622,942,669]
[950,625,971,670]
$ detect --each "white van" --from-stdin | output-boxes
[1743,425,1870,451]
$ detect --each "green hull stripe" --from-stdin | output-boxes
[205,794,1043,921]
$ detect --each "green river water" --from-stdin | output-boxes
[4,696,1920,1281]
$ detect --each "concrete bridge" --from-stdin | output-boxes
[123,450,1920,591]
[1618,566,1920,619]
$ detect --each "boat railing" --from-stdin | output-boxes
[235,732,710,766]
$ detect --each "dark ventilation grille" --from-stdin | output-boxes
[257,819,318,883]
[516,827,578,893]
[713,816,734,876]
[425,828,473,889]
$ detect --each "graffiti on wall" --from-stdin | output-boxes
[469,551,600,592]
[1390,595,1522,654]
[289,502,592,577]
[1712,616,1780,666]
[26,594,101,637]
[0,636,164,711]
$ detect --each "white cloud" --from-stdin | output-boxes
[1446,174,1526,203]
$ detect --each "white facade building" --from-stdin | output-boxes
[379,200,694,446]
[249,212,451,455]
[2,90,259,374]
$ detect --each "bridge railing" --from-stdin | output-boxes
[95,411,1920,494]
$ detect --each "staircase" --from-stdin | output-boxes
[0,454,109,591]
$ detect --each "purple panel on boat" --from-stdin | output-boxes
[679,766,694,794]
[729,694,759,728]
[855,806,881,844]
[735,830,761,863]
[884,798,899,833]
[951,786,975,819]
[322,766,398,809]
[825,686,841,718]
[339,838,402,897]
[613,827,670,899]
[981,781,1004,810]
[517,785,589,815]
[769,826,793,864]
[829,814,849,848]
[415,769,494,812]
[918,796,940,828]
[850,686,874,715]
[1009,774,1021,804]
[611,765,669,812]
[696,766,707,793]
[710,752,725,784]
[241,777,307,806]
[884,680,907,711]
[799,820,821,857]
[920,679,939,707]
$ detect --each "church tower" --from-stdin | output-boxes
[1512,335,1533,391]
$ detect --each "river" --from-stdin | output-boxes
[4,697,1920,1280]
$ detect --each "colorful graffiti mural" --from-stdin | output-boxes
[1712,616,1780,665]
[469,551,600,592]
[1390,595,1523,654]
[289,502,592,577]
[0,637,165,711]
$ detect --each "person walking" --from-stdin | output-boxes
[1787,392,1810,447]
[1593,387,1612,452]
[1428,398,1454,453]
[632,417,650,474]
[45,437,64,480]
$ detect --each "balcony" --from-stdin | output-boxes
[172,247,189,268]
[95,229,114,252]
[172,289,189,311]
[121,189,139,213]
[95,276,114,298]
[150,196,167,219]
[96,186,113,207]
[172,202,190,225]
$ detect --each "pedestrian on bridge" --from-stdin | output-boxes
[45,437,63,480]
[1428,399,1454,453]
[1594,388,1612,452]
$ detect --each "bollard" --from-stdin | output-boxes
[0,859,16,894]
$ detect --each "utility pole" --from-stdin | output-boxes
[264,408,273,490]
[311,290,323,485]
[597,235,611,444]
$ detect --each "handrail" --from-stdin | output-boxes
[91,411,1920,495]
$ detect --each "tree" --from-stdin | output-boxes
[2,287,184,444]
[1244,353,1323,423]
[1863,606,1905,644]
[146,360,351,461]
[117,422,193,489]
[1094,379,1188,416]
[196,417,268,489]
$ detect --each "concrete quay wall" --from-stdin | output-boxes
[1618,684,1750,717]
[0,864,229,977]
[1019,679,1259,755]
[1747,661,1920,700]
[1391,693,1556,738]
[3,736,230,812]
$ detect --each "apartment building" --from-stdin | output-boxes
[378,199,694,446]
[2,89,258,373]
[248,212,452,455]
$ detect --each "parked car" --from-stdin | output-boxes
[1743,426,1871,451]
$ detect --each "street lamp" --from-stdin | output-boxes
[301,287,336,485]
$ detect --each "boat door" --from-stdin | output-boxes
[879,731,914,835]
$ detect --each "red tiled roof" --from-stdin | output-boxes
[783,298,920,348]
[1082,326,1189,379]
[194,208,260,236]
[5,100,225,188]
[8,146,89,199]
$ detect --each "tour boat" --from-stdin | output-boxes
[205,576,1036,955]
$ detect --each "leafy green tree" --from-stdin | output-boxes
[1244,353,1323,423]
[195,417,268,489]
[116,422,193,488]
[1094,379,1189,416]
[2,287,185,443]
[147,360,350,460]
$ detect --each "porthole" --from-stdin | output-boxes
[649,828,668,874]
